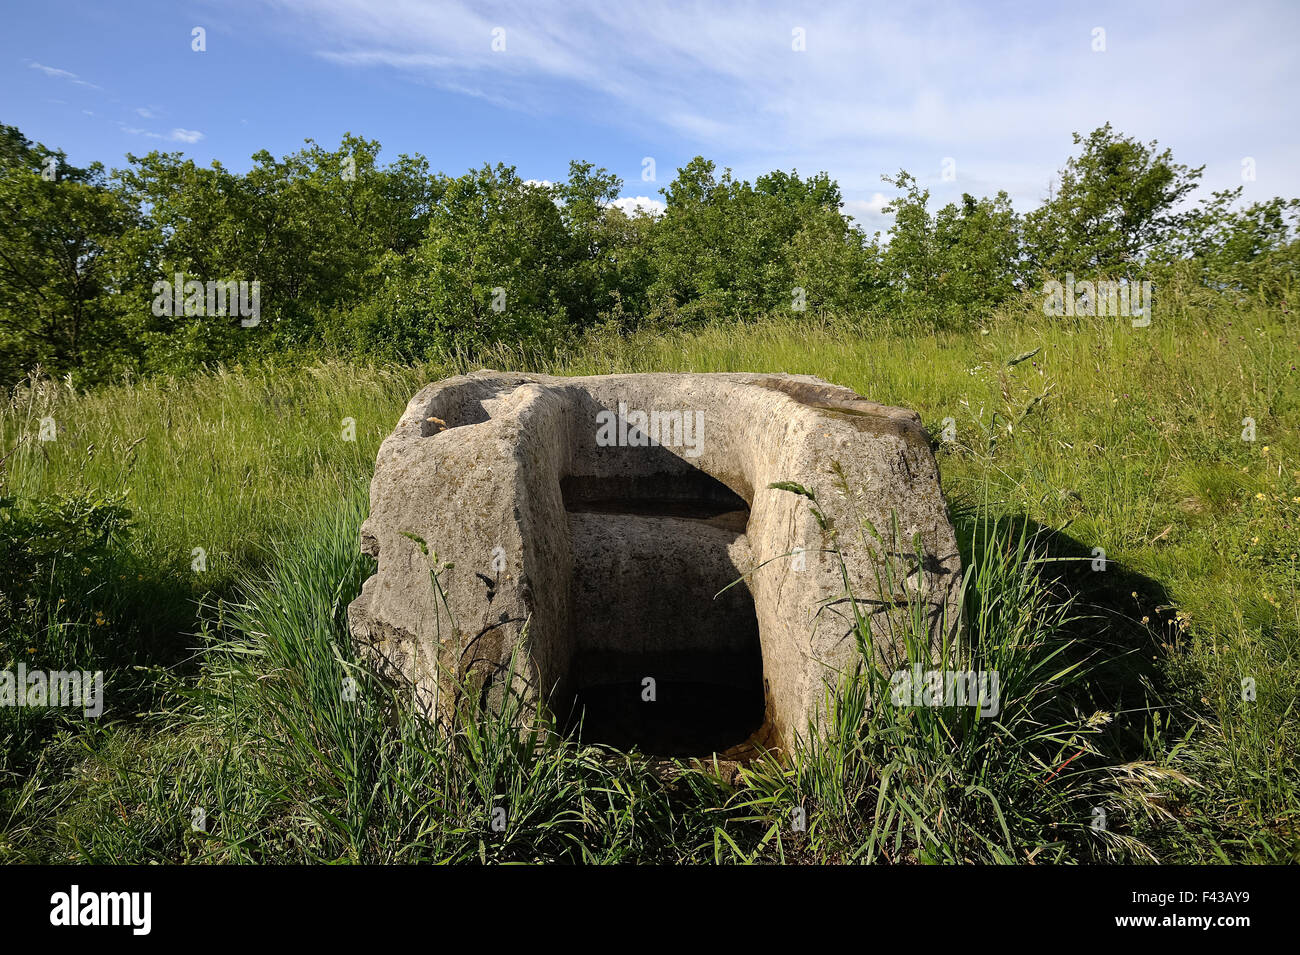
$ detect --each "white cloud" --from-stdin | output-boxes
[169,128,204,144]
[611,196,666,217]
[524,182,663,216]
[843,193,892,235]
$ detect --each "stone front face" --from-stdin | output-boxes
[347,370,963,755]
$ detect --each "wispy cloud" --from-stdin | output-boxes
[120,124,205,144]
[28,60,101,90]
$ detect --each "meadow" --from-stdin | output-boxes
[1,290,1296,864]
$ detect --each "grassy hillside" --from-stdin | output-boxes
[2,297,1297,863]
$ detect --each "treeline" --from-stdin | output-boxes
[1,122,1296,388]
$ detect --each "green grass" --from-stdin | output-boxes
[1,295,1297,863]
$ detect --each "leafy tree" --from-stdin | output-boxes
[346,164,568,359]
[553,160,653,329]
[1155,187,1300,299]
[648,158,865,321]
[878,171,937,304]
[1023,123,1203,277]
[0,126,139,387]
[788,203,881,315]
[116,134,436,368]
[879,171,1022,320]
[932,191,1024,309]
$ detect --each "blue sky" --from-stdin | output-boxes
[4,0,1297,233]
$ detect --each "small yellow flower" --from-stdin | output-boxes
[1256,493,1266,500]
[26,647,36,654]
[1262,446,1270,454]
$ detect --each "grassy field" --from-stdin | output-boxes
[1,294,1297,863]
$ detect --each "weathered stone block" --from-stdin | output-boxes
[348,371,962,755]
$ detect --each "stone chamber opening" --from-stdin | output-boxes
[560,466,769,758]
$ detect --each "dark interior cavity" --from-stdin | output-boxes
[561,465,766,757]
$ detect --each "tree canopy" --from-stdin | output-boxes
[1,122,1295,388]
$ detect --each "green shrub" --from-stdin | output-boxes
[0,491,134,669]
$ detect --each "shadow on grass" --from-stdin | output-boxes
[952,505,1175,762]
